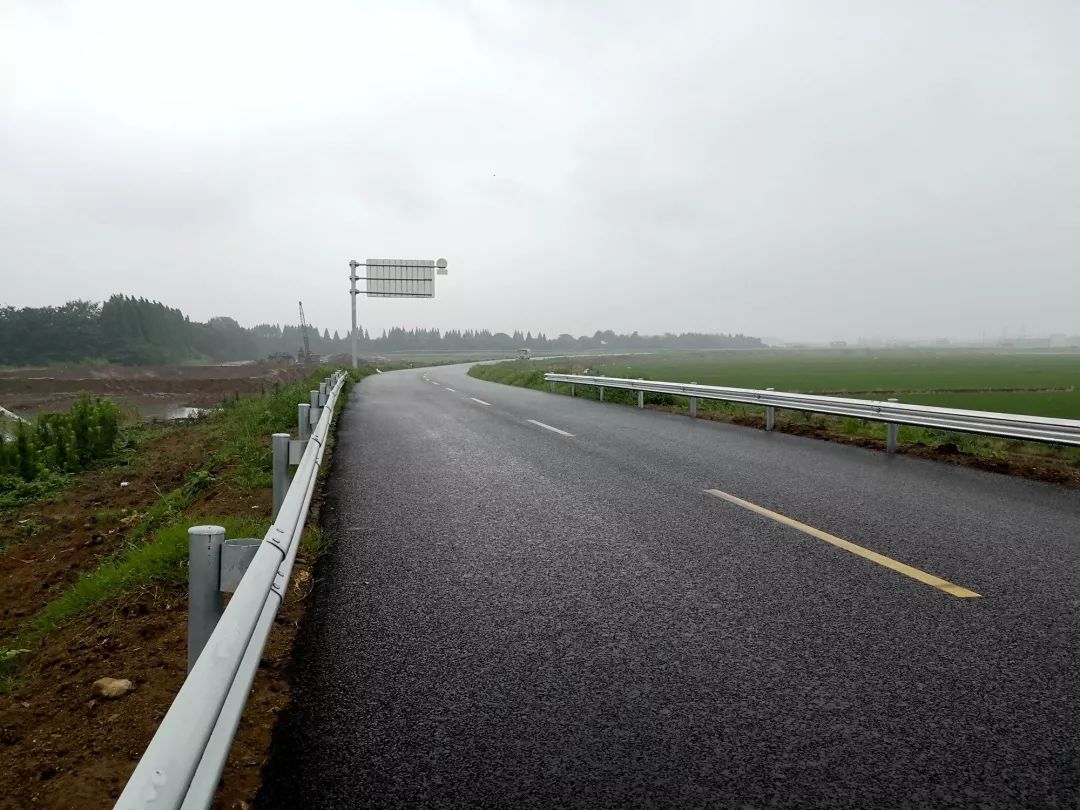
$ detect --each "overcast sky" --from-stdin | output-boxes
[2,1,1078,342]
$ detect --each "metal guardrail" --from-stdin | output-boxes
[544,373,1080,450]
[115,371,348,809]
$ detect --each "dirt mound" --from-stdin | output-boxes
[0,364,312,417]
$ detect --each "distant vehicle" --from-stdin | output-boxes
[267,352,296,364]
[517,348,531,360]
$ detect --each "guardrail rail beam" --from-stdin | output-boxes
[541,372,1080,449]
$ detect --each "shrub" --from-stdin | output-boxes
[0,393,122,485]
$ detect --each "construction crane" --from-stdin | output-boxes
[297,301,314,364]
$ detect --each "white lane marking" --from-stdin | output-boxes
[444,387,457,392]
[470,397,491,406]
[431,381,441,386]
[527,419,574,437]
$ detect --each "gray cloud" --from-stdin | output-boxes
[2,0,1078,341]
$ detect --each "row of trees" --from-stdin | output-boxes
[0,297,259,365]
[0,295,762,366]
[0,394,120,482]
[251,325,763,355]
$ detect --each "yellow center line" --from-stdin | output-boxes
[704,489,981,599]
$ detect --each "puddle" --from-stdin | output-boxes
[138,403,215,421]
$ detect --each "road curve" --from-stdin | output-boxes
[259,363,1080,808]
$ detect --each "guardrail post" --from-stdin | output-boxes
[689,382,697,418]
[272,433,290,519]
[766,388,776,431]
[219,538,262,594]
[319,382,328,408]
[886,398,899,453]
[637,390,644,409]
[599,386,604,401]
[549,381,555,393]
[309,389,321,426]
[298,403,311,442]
[570,383,576,397]
[188,525,225,672]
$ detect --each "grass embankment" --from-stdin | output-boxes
[1,366,371,685]
[0,364,376,808]
[469,353,1080,481]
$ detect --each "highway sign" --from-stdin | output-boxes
[364,259,436,298]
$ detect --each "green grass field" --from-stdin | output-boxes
[575,350,1080,419]
[469,350,1080,471]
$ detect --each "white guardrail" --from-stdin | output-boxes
[115,371,347,809]
[544,373,1080,450]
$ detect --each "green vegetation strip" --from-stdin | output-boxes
[28,515,264,640]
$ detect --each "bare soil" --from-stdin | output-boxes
[0,409,329,808]
[0,570,312,809]
[0,363,311,417]
[0,427,218,637]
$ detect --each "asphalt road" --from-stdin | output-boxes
[259,364,1080,809]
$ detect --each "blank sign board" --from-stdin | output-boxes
[365,259,435,298]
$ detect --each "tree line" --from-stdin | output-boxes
[0,297,259,365]
[0,295,762,366]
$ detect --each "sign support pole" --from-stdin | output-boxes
[348,260,359,369]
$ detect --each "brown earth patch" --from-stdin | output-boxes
[0,562,314,809]
[901,442,1080,485]
[0,363,308,382]
[0,363,311,417]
